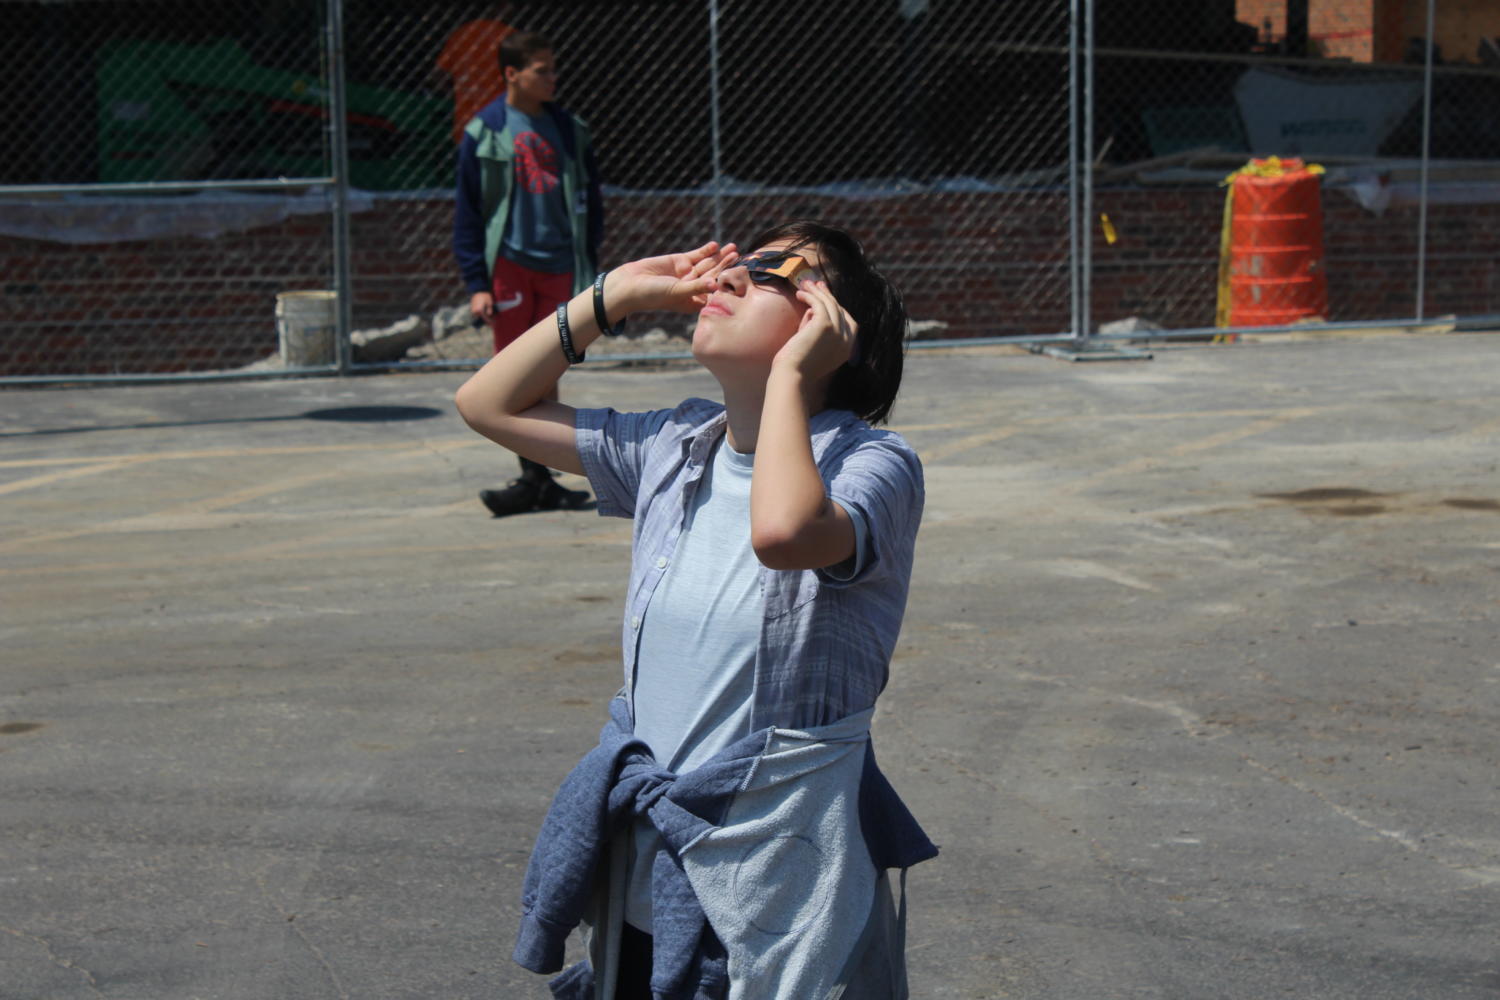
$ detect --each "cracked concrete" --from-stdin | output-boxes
[1,925,107,998]
[2,333,1499,998]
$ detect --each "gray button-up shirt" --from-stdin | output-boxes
[575,397,924,731]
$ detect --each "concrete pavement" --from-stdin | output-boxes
[2,333,1498,999]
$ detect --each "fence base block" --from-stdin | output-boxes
[1029,342,1154,363]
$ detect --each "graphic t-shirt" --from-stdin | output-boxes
[499,106,574,274]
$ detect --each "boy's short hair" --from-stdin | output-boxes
[746,221,908,426]
[499,31,553,72]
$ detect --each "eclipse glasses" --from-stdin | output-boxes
[738,250,822,292]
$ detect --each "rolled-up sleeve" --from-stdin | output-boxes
[574,407,673,519]
[820,435,924,588]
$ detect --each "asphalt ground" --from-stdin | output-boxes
[2,333,1498,1000]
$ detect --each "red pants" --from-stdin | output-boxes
[490,256,574,354]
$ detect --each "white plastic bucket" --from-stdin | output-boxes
[276,291,337,367]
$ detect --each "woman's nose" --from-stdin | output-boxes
[718,265,750,294]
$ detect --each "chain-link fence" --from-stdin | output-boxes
[360,0,1074,364]
[0,0,344,377]
[3,0,1498,382]
[1086,0,1500,339]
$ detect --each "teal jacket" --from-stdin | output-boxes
[453,97,603,295]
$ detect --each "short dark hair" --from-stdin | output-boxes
[745,220,908,426]
[499,31,552,73]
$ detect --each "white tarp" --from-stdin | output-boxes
[0,188,375,245]
[0,176,1037,246]
[1235,67,1422,158]
[1339,170,1500,215]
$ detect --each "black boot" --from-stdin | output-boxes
[518,456,553,485]
[536,477,590,510]
[478,478,539,517]
[478,458,587,517]
[520,456,590,510]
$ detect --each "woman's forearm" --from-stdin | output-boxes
[750,367,854,570]
[454,243,728,467]
[455,250,712,431]
[454,291,595,427]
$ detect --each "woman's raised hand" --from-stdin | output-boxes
[776,280,859,379]
[611,242,739,315]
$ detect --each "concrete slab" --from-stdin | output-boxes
[2,333,1498,999]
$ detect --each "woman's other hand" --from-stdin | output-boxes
[609,242,739,316]
[776,280,859,379]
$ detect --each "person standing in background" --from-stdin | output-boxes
[453,30,605,516]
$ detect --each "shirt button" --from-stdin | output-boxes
[631,615,641,629]
[655,556,668,569]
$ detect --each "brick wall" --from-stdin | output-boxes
[3,187,1497,376]
[1236,0,1500,64]
[1400,2,1500,64]
[1316,0,1377,61]
[1,218,334,376]
[1237,0,1377,61]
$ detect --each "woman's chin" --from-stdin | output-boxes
[690,322,716,362]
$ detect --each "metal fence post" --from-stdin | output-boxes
[1081,0,1095,344]
[707,0,725,244]
[1068,0,1082,342]
[327,0,354,374]
[1414,0,1436,321]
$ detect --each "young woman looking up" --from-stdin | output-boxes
[456,221,935,999]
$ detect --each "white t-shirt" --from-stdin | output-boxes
[626,436,760,931]
[632,436,761,771]
[623,435,870,931]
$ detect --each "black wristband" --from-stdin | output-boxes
[557,302,585,364]
[592,271,626,337]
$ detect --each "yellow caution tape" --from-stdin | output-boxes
[1221,156,1325,185]
[1215,179,1236,328]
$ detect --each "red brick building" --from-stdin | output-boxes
[1236,0,1500,64]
